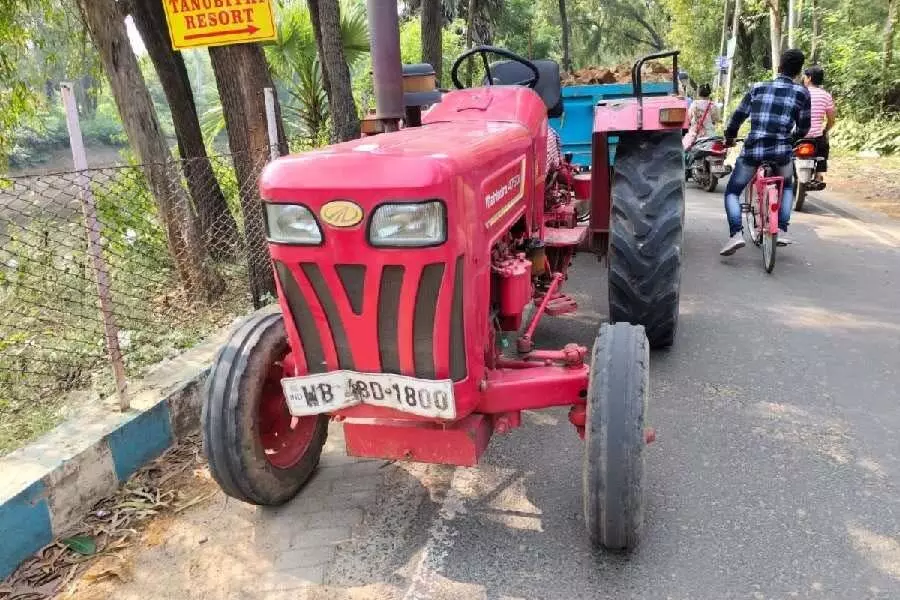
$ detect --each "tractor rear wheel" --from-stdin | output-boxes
[609,132,685,349]
[202,307,328,506]
[583,322,649,551]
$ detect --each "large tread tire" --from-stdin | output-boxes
[609,132,685,349]
[202,306,328,506]
[583,323,649,551]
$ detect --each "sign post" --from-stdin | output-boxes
[162,0,278,50]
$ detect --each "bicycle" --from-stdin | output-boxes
[741,162,784,273]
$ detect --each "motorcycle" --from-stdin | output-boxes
[792,138,824,212]
[685,136,732,193]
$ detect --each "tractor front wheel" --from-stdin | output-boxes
[609,132,685,349]
[583,322,649,551]
[202,307,328,506]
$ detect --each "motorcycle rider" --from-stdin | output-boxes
[720,49,811,256]
[689,84,720,139]
[803,65,835,190]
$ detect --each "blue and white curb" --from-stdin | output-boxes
[0,333,224,579]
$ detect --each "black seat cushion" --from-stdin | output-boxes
[486,59,564,118]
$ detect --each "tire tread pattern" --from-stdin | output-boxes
[583,322,649,551]
[202,306,328,506]
[609,132,685,349]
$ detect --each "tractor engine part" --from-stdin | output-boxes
[402,63,441,127]
[573,172,591,200]
[366,2,404,132]
[493,253,533,332]
[525,239,547,276]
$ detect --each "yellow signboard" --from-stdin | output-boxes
[163,0,277,50]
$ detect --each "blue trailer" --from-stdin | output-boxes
[549,82,676,167]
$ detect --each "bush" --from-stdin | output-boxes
[81,115,127,146]
[830,118,900,155]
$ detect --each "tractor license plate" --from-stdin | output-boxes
[282,371,456,420]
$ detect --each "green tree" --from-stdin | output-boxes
[307,0,361,142]
[129,0,240,259]
[266,1,368,144]
[76,0,222,298]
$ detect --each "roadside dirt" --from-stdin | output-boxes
[827,155,900,219]
[0,436,217,600]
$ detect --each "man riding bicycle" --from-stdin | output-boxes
[720,49,812,256]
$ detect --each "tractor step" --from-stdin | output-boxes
[544,293,578,316]
[343,414,493,467]
[544,224,588,248]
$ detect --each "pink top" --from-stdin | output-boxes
[808,86,835,138]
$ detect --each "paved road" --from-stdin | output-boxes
[81,187,900,600]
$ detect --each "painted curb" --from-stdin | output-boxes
[0,331,226,579]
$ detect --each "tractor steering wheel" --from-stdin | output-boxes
[450,46,541,90]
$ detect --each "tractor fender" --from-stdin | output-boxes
[593,96,688,134]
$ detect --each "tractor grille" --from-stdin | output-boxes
[274,256,467,381]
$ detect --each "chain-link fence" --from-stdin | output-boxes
[0,149,274,438]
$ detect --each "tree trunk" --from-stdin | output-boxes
[75,0,221,299]
[129,0,240,261]
[884,0,897,79]
[769,0,783,76]
[810,0,821,63]
[306,0,333,110]
[422,0,443,84]
[883,0,898,106]
[308,0,360,142]
[209,44,288,308]
[558,0,572,73]
[465,0,477,86]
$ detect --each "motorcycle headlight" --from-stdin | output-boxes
[265,203,322,245]
[368,201,446,247]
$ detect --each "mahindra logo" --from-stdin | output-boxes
[485,172,522,209]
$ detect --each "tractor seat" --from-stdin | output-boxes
[486,59,564,118]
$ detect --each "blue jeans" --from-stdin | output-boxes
[724,157,794,236]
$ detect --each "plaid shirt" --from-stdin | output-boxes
[725,75,811,165]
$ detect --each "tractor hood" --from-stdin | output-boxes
[260,119,531,201]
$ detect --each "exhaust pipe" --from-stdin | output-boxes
[366,1,404,132]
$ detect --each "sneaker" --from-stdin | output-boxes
[777,235,792,247]
[720,233,746,256]
[806,180,826,191]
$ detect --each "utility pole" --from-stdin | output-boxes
[724,0,742,114]
[715,0,731,94]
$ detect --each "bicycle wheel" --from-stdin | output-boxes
[761,187,777,273]
[743,185,762,247]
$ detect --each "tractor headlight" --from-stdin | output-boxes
[265,203,322,245]
[369,201,446,247]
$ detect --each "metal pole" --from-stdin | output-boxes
[263,87,280,161]
[61,82,129,411]
[366,0,404,133]
[788,0,795,47]
[724,0,743,115]
[715,0,731,93]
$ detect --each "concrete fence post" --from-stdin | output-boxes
[264,87,280,161]
[61,82,129,411]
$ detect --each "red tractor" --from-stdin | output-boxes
[202,13,686,551]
